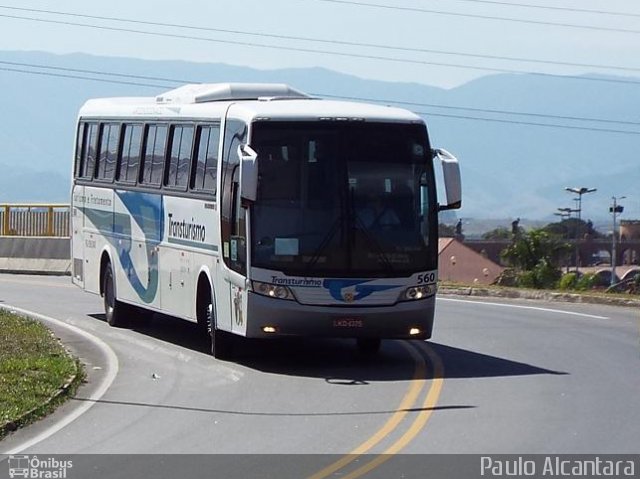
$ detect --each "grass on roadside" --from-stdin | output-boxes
[0,310,83,438]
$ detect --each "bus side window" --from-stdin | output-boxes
[74,122,85,178]
[191,125,220,194]
[141,124,168,187]
[118,124,143,184]
[166,124,194,190]
[96,123,119,182]
[81,122,99,180]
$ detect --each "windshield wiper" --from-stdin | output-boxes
[304,213,343,274]
[305,186,350,274]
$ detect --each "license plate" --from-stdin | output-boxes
[333,318,363,328]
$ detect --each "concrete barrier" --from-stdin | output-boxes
[0,237,71,275]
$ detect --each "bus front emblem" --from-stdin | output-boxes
[343,292,354,303]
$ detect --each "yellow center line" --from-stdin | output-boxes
[340,341,444,479]
[307,342,428,479]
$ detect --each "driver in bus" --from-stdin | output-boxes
[358,193,401,229]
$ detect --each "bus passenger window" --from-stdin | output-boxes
[82,123,98,179]
[166,125,194,189]
[118,124,143,184]
[96,123,119,182]
[141,125,168,186]
[74,123,85,178]
[192,125,219,194]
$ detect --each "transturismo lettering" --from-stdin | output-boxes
[480,456,636,477]
[168,213,206,242]
[270,276,322,287]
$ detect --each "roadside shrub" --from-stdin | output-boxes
[558,273,578,290]
[575,273,598,291]
[517,271,537,289]
[514,261,561,289]
[532,260,561,289]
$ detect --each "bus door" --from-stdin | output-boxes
[71,184,85,288]
[217,118,249,335]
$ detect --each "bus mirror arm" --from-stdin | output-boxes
[432,148,462,211]
[239,144,259,204]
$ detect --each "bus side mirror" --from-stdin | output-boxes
[433,148,462,211]
[238,144,258,204]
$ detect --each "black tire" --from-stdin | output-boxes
[103,262,127,327]
[210,304,234,360]
[356,338,381,355]
[197,284,233,360]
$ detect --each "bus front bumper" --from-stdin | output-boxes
[245,292,436,339]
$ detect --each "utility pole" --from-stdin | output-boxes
[610,196,625,286]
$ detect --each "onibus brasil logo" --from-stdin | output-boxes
[7,455,72,479]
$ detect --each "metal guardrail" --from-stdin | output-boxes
[0,204,70,237]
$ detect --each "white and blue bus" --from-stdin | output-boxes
[71,83,461,357]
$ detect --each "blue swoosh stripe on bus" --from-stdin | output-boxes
[323,279,399,302]
[114,191,163,303]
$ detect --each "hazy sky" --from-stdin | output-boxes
[0,0,639,88]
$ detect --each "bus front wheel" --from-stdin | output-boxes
[198,282,233,360]
[103,262,127,327]
[207,304,234,360]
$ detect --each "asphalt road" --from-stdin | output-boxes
[0,273,639,476]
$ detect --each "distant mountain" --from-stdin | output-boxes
[0,50,638,222]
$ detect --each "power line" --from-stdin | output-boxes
[3,58,640,128]
[309,0,640,34]
[1,64,639,136]
[429,0,640,18]
[2,12,640,87]
[413,110,640,136]
[317,92,640,127]
[0,66,171,88]
[1,5,638,73]
[0,60,186,86]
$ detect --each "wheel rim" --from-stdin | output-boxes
[207,304,214,335]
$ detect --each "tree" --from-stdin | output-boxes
[543,218,603,240]
[482,227,511,240]
[501,229,571,289]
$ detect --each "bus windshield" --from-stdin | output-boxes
[250,121,437,278]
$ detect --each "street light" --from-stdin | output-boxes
[609,196,625,286]
[565,187,596,271]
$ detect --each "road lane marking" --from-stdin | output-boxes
[339,342,444,479]
[0,304,119,455]
[308,341,443,479]
[438,297,609,320]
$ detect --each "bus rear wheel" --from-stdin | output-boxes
[356,338,381,355]
[103,262,127,327]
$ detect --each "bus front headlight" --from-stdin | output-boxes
[251,281,296,301]
[401,284,437,301]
